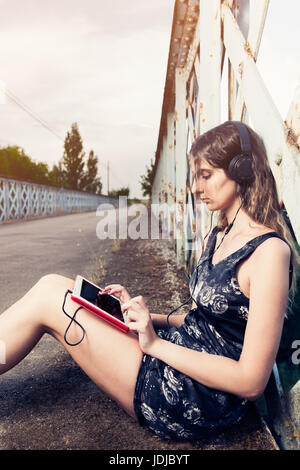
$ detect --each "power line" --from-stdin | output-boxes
[5,88,64,141]
[98,160,124,186]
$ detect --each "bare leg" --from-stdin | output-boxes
[0,274,143,418]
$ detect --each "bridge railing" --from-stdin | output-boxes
[0,175,117,223]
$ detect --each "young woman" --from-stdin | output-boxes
[0,121,297,440]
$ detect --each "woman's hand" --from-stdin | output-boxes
[99,284,131,304]
[121,296,159,355]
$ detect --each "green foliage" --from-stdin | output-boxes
[139,158,154,197]
[0,124,104,196]
[129,197,142,205]
[62,122,85,190]
[275,207,300,392]
[48,160,67,187]
[79,150,102,194]
[108,186,130,197]
[0,146,50,184]
[59,123,103,193]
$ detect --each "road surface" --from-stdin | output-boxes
[0,211,113,312]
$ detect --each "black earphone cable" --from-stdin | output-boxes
[166,199,243,330]
[211,198,243,257]
[166,296,192,330]
[62,289,86,346]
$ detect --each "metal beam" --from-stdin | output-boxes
[197,0,222,134]
[233,0,270,121]
[222,3,300,242]
[174,68,187,265]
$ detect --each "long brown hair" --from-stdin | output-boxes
[190,120,299,294]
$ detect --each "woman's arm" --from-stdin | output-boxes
[150,313,187,330]
[101,285,187,329]
[236,237,291,398]
[149,238,291,399]
[123,237,291,400]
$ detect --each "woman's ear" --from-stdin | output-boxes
[236,183,247,201]
[235,183,242,198]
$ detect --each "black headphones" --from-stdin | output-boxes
[227,121,254,185]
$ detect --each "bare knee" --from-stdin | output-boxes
[36,273,72,287]
[29,274,73,311]
[33,273,73,294]
[25,273,74,330]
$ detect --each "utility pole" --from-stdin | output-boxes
[107,160,109,195]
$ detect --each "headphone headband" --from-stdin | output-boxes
[230,121,252,154]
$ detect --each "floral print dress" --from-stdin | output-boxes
[133,226,291,440]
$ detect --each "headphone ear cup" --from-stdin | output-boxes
[227,155,240,181]
[227,154,254,184]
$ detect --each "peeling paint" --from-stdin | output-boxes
[238,61,244,79]
[223,0,234,9]
[284,123,300,150]
[244,40,255,60]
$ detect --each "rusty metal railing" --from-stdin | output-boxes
[151,0,299,268]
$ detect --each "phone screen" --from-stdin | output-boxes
[80,279,124,322]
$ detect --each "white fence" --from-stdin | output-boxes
[0,176,117,223]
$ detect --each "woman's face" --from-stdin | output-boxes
[190,156,238,211]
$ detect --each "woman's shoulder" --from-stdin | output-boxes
[247,235,292,300]
[253,233,291,258]
[249,228,291,273]
[230,221,289,251]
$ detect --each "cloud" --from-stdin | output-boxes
[0,0,173,197]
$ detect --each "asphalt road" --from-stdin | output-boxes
[0,211,123,451]
[0,211,113,312]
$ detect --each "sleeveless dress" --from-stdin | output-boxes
[133,227,292,440]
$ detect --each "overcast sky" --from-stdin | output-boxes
[0,0,299,198]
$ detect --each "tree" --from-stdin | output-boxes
[108,186,130,197]
[80,150,102,194]
[49,160,67,187]
[140,158,154,197]
[0,146,50,185]
[62,122,85,190]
